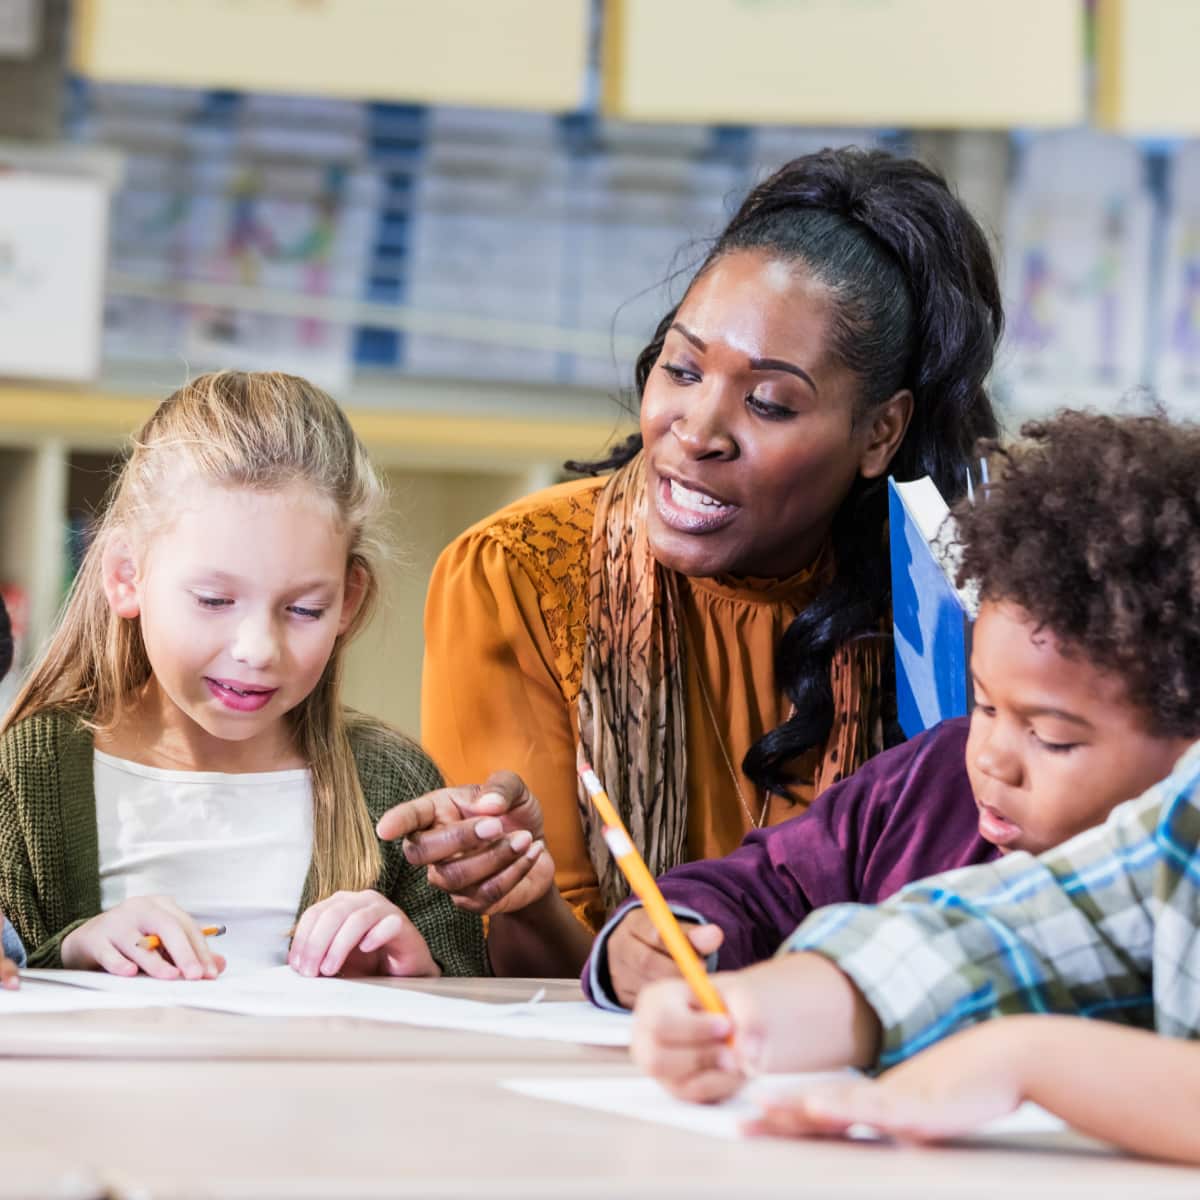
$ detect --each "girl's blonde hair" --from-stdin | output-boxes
[5,370,388,899]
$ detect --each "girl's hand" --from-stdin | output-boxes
[607,908,725,1009]
[746,1021,1025,1143]
[60,897,226,980]
[376,771,555,916]
[289,890,439,978]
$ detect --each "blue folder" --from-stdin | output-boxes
[888,477,974,739]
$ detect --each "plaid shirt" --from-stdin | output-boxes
[784,740,1200,1068]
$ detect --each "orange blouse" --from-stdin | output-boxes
[421,476,836,934]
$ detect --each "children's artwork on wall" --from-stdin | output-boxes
[77,88,378,392]
[1153,141,1200,419]
[186,159,378,392]
[403,107,568,386]
[998,131,1154,422]
[69,81,901,395]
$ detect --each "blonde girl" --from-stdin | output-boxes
[0,371,484,979]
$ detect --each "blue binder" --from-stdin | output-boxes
[888,476,974,739]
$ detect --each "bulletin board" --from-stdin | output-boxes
[74,0,590,112]
[1096,0,1200,135]
[602,0,1085,129]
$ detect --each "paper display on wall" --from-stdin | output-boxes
[998,130,1153,420]
[0,0,39,57]
[0,171,108,381]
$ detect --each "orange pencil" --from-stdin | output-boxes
[136,924,226,953]
[579,762,730,1021]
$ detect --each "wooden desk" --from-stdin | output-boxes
[0,979,1195,1199]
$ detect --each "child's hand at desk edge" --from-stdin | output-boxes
[745,1018,1028,1144]
[288,890,439,978]
[746,1015,1200,1166]
[607,907,725,1009]
[0,911,18,990]
[60,896,226,980]
[376,770,555,916]
[631,953,882,1104]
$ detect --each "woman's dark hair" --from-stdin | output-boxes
[574,148,1003,796]
[955,411,1200,738]
[0,592,11,682]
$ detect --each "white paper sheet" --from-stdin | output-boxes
[19,968,633,1046]
[503,1074,1066,1142]
[0,978,176,1014]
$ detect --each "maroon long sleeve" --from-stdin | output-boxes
[584,718,996,1004]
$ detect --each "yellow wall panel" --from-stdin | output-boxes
[603,0,1083,129]
[1096,0,1200,134]
[75,0,589,112]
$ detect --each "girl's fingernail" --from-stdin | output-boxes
[526,839,544,860]
[509,830,532,852]
[717,1048,738,1072]
[475,817,504,840]
[475,792,506,812]
[710,1015,733,1038]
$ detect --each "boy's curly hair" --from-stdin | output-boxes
[954,410,1200,737]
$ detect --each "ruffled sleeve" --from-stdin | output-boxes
[420,490,606,931]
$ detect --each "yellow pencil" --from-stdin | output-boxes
[579,761,730,1021]
[136,925,226,953]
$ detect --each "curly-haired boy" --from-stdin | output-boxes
[630,412,1200,1164]
[589,410,1198,1012]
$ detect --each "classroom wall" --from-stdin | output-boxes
[4,1,1193,734]
[343,467,537,737]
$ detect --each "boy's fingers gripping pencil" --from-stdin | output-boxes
[136,924,227,953]
[579,762,730,1022]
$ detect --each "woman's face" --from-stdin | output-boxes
[640,249,898,579]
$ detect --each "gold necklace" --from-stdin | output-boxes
[691,655,771,831]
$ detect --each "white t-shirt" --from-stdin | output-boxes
[93,750,314,974]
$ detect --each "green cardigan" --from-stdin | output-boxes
[0,709,486,975]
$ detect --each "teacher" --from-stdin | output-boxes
[380,148,1003,975]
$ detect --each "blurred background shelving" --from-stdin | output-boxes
[1,0,1197,732]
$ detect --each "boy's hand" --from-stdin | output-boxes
[376,771,554,915]
[607,908,724,1009]
[747,1020,1025,1143]
[631,975,764,1104]
[61,897,226,980]
[632,954,883,1105]
[289,890,439,978]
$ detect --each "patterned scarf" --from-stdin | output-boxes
[575,454,883,916]
[575,455,688,915]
